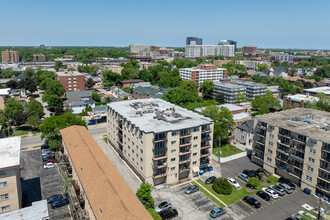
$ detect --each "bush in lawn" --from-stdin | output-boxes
[212,177,233,195]
[247,177,260,189]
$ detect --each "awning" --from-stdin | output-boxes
[192,166,199,172]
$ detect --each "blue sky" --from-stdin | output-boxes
[1,0,329,49]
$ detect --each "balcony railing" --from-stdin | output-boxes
[153,173,167,179]
[179,159,191,164]
[290,154,304,162]
[179,151,191,156]
[152,163,167,169]
[153,154,167,160]
[200,159,210,165]
[153,147,167,152]
[201,145,211,150]
[276,148,289,155]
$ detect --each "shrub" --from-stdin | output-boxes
[147,208,162,220]
[212,177,233,195]
[136,182,154,209]
[247,177,260,189]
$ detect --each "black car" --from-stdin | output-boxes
[256,191,270,201]
[255,168,270,177]
[243,196,261,208]
[205,176,217,185]
[47,194,63,204]
[243,170,256,178]
[279,177,296,190]
[159,208,178,220]
[51,198,69,209]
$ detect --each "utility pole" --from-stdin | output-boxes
[317,197,321,220]
[218,136,221,176]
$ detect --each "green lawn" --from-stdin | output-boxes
[11,128,29,137]
[147,208,162,220]
[191,181,225,208]
[196,175,279,206]
[212,144,244,158]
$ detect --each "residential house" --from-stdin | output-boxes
[119,79,145,88]
[132,86,171,99]
[65,91,95,114]
[234,120,254,148]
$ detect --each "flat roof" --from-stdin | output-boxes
[233,112,251,121]
[303,86,330,95]
[195,104,246,113]
[234,80,267,88]
[56,71,83,76]
[256,108,330,143]
[60,126,152,220]
[213,82,246,89]
[108,98,213,133]
[0,200,48,220]
[0,136,21,170]
[286,94,319,102]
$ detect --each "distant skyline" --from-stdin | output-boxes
[1,0,330,49]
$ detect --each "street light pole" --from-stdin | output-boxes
[218,136,221,177]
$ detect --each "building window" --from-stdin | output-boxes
[193,136,198,140]
[193,144,198,148]
[171,158,176,162]
[140,157,143,162]
[0,170,6,176]
[132,149,134,153]
[192,161,197,165]
[171,149,176,154]
[132,158,134,161]
[128,153,130,157]
[193,127,199,132]
[193,153,197,156]
[171,141,176,145]
[141,167,143,170]
[240,135,244,140]
[140,149,143,154]
[0,182,7,188]
[1,206,10,212]
[268,149,273,154]
[308,157,315,163]
[269,134,274,138]
[268,141,273,146]
[0,194,9,200]
[171,167,175,171]
[310,139,317,145]
[267,157,272,162]
[307,166,314,172]
[309,148,316,154]
[306,175,312,181]
[269,125,274,130]
[136,153,138,157]
[172,131,177,136]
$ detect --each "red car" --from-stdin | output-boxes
[43,159,58,165]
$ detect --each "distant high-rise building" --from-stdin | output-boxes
[186,37,203,45]
[185,45,234,58]
[33,54,46,62]
[129,44,151,54]
[242,46,257,54]
[56,70,85,92]
[218,40,237,52]
[1,49,19,63]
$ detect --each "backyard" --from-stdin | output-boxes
[194,175,279,206]
[212,144,244,158]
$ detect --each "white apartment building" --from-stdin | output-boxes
[236,60,271,70]
[129,44,151,54]
[179,64,227,85]
[107,99,214,186]
[185,45,234,58]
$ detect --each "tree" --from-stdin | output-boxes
[102,70,122,86]
[92,92,101,102]
[6,80,18,89]
[314,93,330,112]
[4,98,24,120]
[283,104,294,110]
[257,63,269,72]
[27,115,42,130]
[25,79,38,94]
[215,94,225,104]
[85,78,95,88]
[281,61,289,70]
[200,80,214,96]
[24,67,34,80]
[212,177,233,195]
[27,99,44,118]
[55,61,63,71]
[42,80,65,97]
[14,111,28,126]
[251,90,281,115]
[162,87,202,106]
[136,182,155,209]
[201,106,235,141]
[234,93,246,105]
[46,95,63,111]
[246,177,259,189]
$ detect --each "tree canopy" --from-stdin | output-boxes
[251,90,281,114]
[27,99,44,118]
[4,98,24,120]
[200,80,214,96]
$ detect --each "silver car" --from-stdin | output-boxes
[154,201,172,213]
[185,185,199,194]
[269,185,285,196]
[276,182,293,194]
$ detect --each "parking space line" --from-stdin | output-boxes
[239,200,257,212]
[233,203,250,216]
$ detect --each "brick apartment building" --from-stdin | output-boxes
[56,71,85,92]
[33,54,46,62]
[283,94,319,109]
[1,50,19,63]
[242,46,257,54]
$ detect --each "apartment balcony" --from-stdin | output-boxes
[317,184,330,193]
[318,174,330,183]
[153,147,167,152]
[179,142,191,147]
[276,156,288,163]
[257,125,267,130]
[256,139,265,145]
[322,146,330,153]
[201,145,211,150]
[200,159,210,165]
[276,148,289,155]
[180,133,192,138]
[73,181,80,194]
[179,159,191,164]
[179,167,190,173]
[179,150,191,156]
[153,173,167,179]
[152,163,167,169]
[256,131,266,137]
[201,153,210,158]
[254,145,264,152]
[63,155,69,163]
[201,129,212,133]
[290,154,304,162]
[153,155,167,161]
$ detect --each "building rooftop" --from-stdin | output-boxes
[56,71,83,76]
[213,82,246,90]
[236,119,254,133]
[0,88,10,96]
[108,99,213,133]
[66,90,91,99]
[303,86,330,95]
[256,108,330,143]
[60,126,152,220]
[233,112,251,121]
[195,103,246,113]
[234,80,267,88]
[0,136,20,170]
[0,200,48,220]
[285,94,319,102]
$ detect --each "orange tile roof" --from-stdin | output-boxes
[60,126,152,220]
[284,76,315,84]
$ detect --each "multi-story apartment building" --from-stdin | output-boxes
[218,40,237,52]
[60,126,152,220]
[242,46,256,54]
[212,82,246,103]
[0,137,21,214]
[129,44,151,54]
[272,53,312,63]
[1,50,19,63]
[56,70,85,92]
[283,94,319,109]
[107,99,214,186]
[251,109,330,198]
[103,65,123,74]
[186,37,203,45]
[236,60,271,70]
[185,45,234,58]
[234,80,267,99]
[33,54,46,62]
[179,64,227,85]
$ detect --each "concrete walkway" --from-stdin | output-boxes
[194,179,227,207]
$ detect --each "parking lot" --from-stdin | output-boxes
[21,149,71,219]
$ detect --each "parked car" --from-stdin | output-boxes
[185,185,199,194]
[279,177,296,190]
[243,169,256,178]
[43,159,58,165]
[51,198,69,209]
[238,173,249,182]
[159,208,178,219]
[276,183,293,194]
[47,194,62,204]
[44,163,56,169]
[256,191,270,201]
[255,168,270,177]
[262,187,279,199]
[155,201,172,213]
[243,196,261,208]
[269,185,285,196]
[228,178,240,189]
[88,121,97,125]
[205,176,217,185]
[290,214,302,220]
[210,207,226,218]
